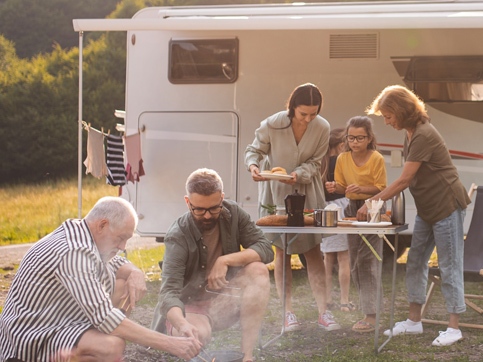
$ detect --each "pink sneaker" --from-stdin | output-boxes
[285,311,301,332]
[318,310,341,331]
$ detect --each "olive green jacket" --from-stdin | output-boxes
[151,199,273,333]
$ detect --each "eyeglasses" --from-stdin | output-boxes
[346,135,369,143]
[189,201,223,216]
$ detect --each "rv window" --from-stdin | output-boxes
[169,39,238,84]
[404,56,483,102]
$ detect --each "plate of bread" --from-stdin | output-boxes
[259,167,294,181]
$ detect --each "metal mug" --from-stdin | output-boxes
[313,209,338,227]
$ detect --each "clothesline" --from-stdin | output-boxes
[81,120,113,136]
[82,121,144,186]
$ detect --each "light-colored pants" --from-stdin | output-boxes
[406,207,466,314]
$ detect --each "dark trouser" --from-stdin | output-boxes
[345,199,384,315]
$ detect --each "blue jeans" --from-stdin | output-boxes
[406,207,466,314]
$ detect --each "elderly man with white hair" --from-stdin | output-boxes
[0,196,201,362]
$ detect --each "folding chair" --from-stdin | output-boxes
[420,184,483,329]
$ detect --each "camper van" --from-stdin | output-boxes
[73,1,483,241]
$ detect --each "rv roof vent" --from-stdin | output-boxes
[329,33,379,60]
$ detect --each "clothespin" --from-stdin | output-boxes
[108,129,111,136]
[101,127,104,134]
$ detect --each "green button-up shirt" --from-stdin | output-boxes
[151,200,273,332]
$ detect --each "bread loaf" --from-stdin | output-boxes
[271,167,286,173]
[256,215,288,226]
[256,214,314,226]
[304,216,314,226]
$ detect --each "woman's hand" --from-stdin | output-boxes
[356,203,368,221]
[280,172,297,185]
[249,165,268,182]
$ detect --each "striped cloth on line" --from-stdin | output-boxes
[106,134,127,186]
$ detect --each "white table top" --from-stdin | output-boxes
[258,224,408,235]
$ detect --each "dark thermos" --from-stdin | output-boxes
[285,189,305,226]
[391,191,405,225]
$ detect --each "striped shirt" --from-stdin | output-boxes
[0,219,127,362]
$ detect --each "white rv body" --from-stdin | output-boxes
[74,1,483,237]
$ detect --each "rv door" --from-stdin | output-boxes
[134,111,238,236]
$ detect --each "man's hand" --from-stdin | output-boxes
[165,336,202,361]
[206,256,229,290]
[167,307,201,342]
[121,268,147,310]
[177,320,200,341]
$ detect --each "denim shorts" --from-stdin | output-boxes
[406,207,466,314]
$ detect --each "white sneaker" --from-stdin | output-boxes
[284,311,301,332]
[318,310,341,331]
[383,319,423,336]
[432,328,463,346]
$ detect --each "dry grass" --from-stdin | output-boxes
[0,177,118,245]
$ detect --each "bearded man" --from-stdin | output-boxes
[151,168,274,362]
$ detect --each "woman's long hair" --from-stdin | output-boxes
[320,128,346,183]
[269,83,323,130]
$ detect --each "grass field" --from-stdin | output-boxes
[0,177,118,245]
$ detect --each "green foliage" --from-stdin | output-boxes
[0,43,80,182]
[0,35,17,71]
[0,0,121,58]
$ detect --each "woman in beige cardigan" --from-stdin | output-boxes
[245,83,339,332]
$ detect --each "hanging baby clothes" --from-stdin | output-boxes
[83,126,107,179]
[106,134,127,186]
[124,133,145,183]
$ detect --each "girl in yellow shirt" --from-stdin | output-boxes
[326,116,387,332]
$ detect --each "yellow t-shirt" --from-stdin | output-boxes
[334,151,387,200]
